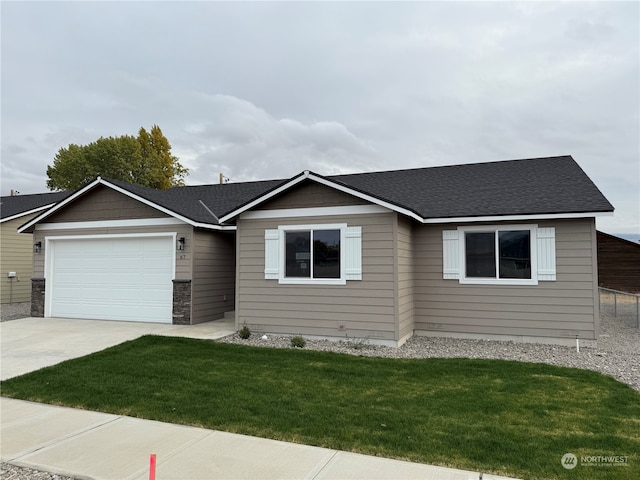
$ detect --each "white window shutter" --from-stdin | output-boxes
[537,227,556,281]
[264,229,280,280]
[344,226,362,280]
[442,230,460,280]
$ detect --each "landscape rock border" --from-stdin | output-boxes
[219,314,640,392]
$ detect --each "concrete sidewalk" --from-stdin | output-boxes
[1,397,518,480]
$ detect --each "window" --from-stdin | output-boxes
[443,225,556,285]
[465,230,531,280]
[265,224,362,284]
[465,232,496,278]
[285,229,340,279]
[498,230,531,279]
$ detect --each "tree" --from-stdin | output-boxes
[136,125,188,190]
[46,125,188,191]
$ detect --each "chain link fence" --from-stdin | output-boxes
[599,287,640,328]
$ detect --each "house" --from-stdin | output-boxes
[18,178,282,322]
[19,155,614,346]
[597,231,640,294]
[1,191,70,304]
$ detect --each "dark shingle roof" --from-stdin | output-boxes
[104,178,285,224]
[330,155,613,219]
[1,191,71,221]
[34,155,613,227]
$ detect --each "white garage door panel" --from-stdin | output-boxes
[50,237,174,323]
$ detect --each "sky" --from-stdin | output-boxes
[1,1,638,235]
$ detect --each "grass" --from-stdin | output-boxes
[2,335,639,480]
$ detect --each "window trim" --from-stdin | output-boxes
[459,225,539,286]
[278,223,348,285]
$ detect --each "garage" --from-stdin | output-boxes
[46,235,174,323]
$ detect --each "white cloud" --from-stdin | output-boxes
[1,1,637,234]
[172,94,378,184]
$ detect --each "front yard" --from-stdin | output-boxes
[1,335,638,480]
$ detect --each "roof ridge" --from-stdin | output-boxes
[171,177,288,190]
[328,155,574,179]
[0,190,69,200]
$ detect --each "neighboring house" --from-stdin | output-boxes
[1,191,70,304]
[597,231,640,294]
[19,155,613,346]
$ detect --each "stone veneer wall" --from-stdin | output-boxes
[31,278,45,317]
[172,279,192,325]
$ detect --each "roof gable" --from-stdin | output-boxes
[20,178,199,233]
[44,184,168,223]
[259,180,371,210]
[218,170,425,223]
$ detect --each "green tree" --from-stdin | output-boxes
[46,125,188,191]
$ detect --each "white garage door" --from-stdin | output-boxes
[48,236,174,323]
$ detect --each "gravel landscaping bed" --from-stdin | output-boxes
[219,314,640,392]
[0,463,76,480]
[1,302,30,322]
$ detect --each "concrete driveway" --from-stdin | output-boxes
[0,317,236,380]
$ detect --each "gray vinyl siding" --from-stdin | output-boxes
[45,186,166,223]
[396,216,414,340]
[413,218,599,340]
[260,181,370,210]
[191,230,236,323]
[32,224,193,279]
[236,212,398,341]
[1,215,37,303]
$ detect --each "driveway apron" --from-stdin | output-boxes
[0,316,235,380]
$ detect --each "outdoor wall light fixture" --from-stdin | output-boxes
[177,237,186,251]
[34,241,42,254]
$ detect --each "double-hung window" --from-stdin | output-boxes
[443,225,556,285]
[265,224,362,285]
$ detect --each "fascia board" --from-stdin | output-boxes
[421,211,614,224]
[18,179,103,233]
[307,174,424,222]
[1,204,57,224]
[218,172,310,223]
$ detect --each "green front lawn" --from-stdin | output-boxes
[1,336,638,479]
